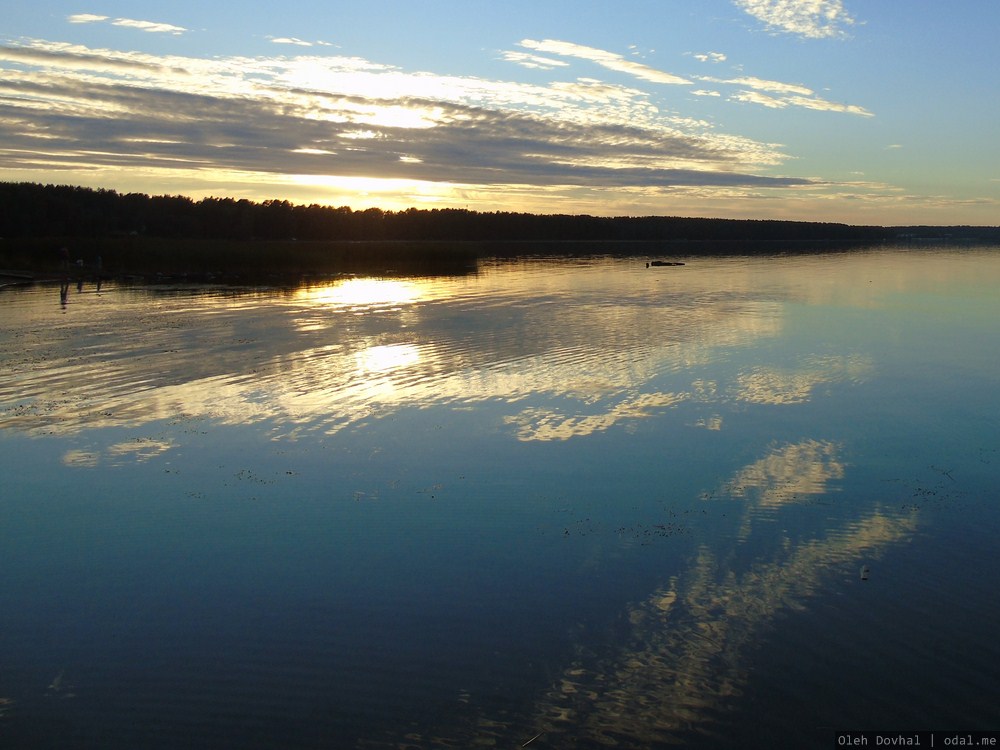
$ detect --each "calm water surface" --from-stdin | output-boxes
[1,248,999,748]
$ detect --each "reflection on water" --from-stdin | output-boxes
[2,248,1000,748]
[517,511,918,749]
[721,439,844,507]
[0,258,791,441]
[388,435,916,749]
[735,354,872,405]
[505,391,689,442]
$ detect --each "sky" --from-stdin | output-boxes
[1,1,999,225]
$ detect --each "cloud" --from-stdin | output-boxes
[271,37,314,47]
[518,39,692,85]
[501,50,569,70]
[693,52,727,63]
[732,90,787,109]
[733,0,857,39]
[0,42,175,74]
[67,14,109,24]
[0,39,828,212]
[785,94,872,116]
[65,14,187,35]
[710,75,813,96]
[111,18,188,35]
[725,77,872,116]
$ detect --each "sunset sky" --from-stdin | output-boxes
[2,1,998,225]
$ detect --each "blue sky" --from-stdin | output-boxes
[2,0,998,224]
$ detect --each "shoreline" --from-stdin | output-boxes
[2,237,997,286]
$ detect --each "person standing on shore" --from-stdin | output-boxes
[59,246,70,276]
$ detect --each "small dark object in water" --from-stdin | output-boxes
[860,565,870,581]
[647,260,685,267]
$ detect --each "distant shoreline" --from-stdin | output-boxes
[2,236,998,286]
[2,182,998,281]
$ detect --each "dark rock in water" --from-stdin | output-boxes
[860,565,870,581]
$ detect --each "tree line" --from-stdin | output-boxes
[0,181,893,244]
[2,182,996,246]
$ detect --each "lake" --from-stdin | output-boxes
[1,247,999,749]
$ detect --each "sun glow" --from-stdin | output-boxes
[286,173,459,206]
[296,278,425,310]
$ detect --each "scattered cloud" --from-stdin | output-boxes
[725,77,872,116]
[784,94,872,116]
[710,75,813,96]
[111,18,188,35]
[67,14,109,24]
[66,14,187,35]
[506,43,870,118]
[732,90,786,109]
[271,37,314,47]
[518,39,692,85]
[0,38,804,200]
[0,33,898,216]
[270,37,333,48]
[500,50,569,70]
[0,42,176,74]
[733,0,856,39]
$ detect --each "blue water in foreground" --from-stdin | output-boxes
[1,248,999,748]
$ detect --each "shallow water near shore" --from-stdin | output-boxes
[1,247,999,748]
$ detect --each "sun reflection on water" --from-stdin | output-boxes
[355,343,422,374]
[294,277,427,310]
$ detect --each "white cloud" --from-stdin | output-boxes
[111,18,188,35]
[694,52,727,63]
[732,90,788,109]
[725,78,872,116]
[500,50,569,70]
[518,41,871,117]
[65,14,187,35]
[733,0,857,39]
[67,14,109,24]
[519,39,691,85]
[0,38,800,196]
[271,37,314,47]
[785,94,872,116]
[710,75,813,96]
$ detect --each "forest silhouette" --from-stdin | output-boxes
[1,182,996,279]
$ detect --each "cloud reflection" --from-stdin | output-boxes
[504,391,688,441]
[518,510,916,748]
[722,439,845,508]
[735,354,872,404]
[0,262,797,443]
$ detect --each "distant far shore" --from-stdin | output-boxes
[2,235,998,287]
[2,181,998,282]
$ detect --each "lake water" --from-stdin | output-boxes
[1,247,999,748]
